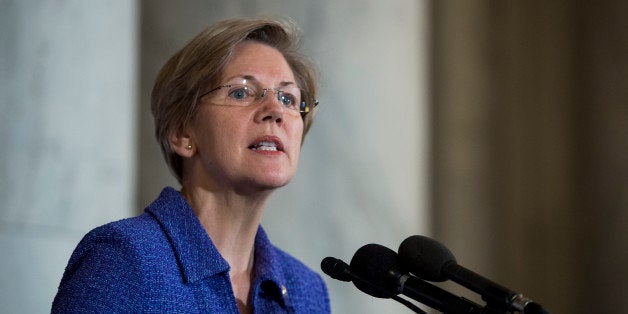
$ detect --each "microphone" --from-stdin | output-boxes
[348,244,497,314]
[321,256,352,282]
[398,235,549,314]
[322,256,427,313]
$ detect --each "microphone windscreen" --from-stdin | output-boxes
[320,257,352,282]
[349,243,400,298]
[398,235,456,282]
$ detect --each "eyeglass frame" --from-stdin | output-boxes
[199,82,319,115]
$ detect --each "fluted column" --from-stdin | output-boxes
[0,2,138,312]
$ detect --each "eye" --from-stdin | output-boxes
[279,92,298,109]
[227,85,255,102]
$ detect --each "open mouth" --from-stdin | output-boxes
[248,136,284,152]
[249,141,278,151]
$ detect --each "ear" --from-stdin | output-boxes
[169,127,195,158]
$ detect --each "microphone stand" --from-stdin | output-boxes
[349,268,428,314]
[398,274,507,314]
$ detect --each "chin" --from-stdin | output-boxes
[250,172,294,190]
[235,178,291,196]
[261,176,293,189]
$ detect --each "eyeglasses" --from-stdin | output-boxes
[199,83,318,116]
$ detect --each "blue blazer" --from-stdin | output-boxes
[52,187,330,313]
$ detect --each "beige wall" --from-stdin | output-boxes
[0,1,138,312]
[431,1,628,313]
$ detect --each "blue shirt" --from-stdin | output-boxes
[52,187,330,313]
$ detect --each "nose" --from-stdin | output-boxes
[255,89,284,124]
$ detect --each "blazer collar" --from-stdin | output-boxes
[145,187,290,310]
[145,187,230,282]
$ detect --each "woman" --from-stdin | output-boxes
[53,17,329,313]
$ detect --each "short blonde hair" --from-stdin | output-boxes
[151,17,318,183]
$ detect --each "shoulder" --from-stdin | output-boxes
[273,246,331,313]
[66,213,167,267]
[52,214,181,312]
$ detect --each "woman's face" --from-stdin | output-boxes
[188,41,304,194]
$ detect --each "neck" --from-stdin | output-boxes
[181,184,270,313]
[180,184,270,273]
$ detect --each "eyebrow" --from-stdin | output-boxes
[229,74,297,88]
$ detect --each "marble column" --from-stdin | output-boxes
[0,1,138,312]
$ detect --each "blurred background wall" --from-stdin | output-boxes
[0,1,138,312]
[1,1,627,314]
[431,1,628,313]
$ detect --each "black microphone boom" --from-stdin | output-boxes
[321,256,352,282]
[321,256,427,314]
[349,243,499,314]
[399,235,549,314]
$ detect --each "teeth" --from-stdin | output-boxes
[257,141,277,147]
[250,141,278,151]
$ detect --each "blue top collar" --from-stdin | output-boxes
[145,187,290,307]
